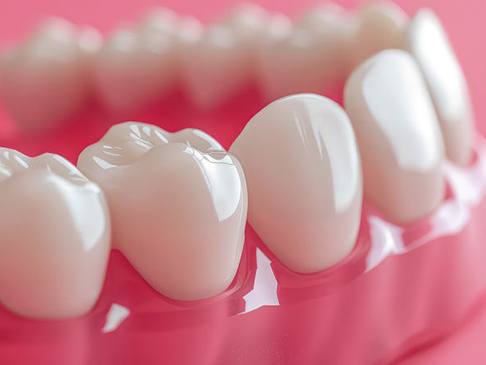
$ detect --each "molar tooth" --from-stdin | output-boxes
[180,24,254,109]
[406,9,474,165]
[351,1,408,68]
[344,50,445,224]
[0,149,110,319]
[0,18,93,131]
[230,94,362,273]
[78,122,247,301]
[94,24,177,113]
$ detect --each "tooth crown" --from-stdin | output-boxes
[0,149,110,319]
[231,94,362,273]
[406,9,474,165]
[345,50,445,224]
[78,122,247,301]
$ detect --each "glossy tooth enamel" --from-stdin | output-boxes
[94,23,177,113]
[230,94,362,273]
[78,122,247,301]
[344,50,445,224]
[351,1,408,68]
[258,7,352,101]
[406,9,474,165]
[0,18,94,131]
[0,149,110,319]
[180,23,254,109]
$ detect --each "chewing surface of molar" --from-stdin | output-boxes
[78,122,247,301]
[0,149,110,319]
[406,9,475,166]
[230,94,363,273]
[350,1,408,69]
[345,50,445,225]
[0,18,100,131]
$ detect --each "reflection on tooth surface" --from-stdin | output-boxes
[78,122,247,301]
[230,94,362,273]
[345,50,445,224]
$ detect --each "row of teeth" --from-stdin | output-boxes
[0,45,476,319]
[0,3,474,164]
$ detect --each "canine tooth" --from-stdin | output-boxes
[351,2,408,68]
[78,122,247,301]
[94,24,177,113]
[406,9,474,165]
[180,24,253,108]
[230,94,362,273]
[344,50,445,224]
[0,18,92,131]
[0,149,110,319]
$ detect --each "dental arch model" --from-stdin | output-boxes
[0,2,478,319]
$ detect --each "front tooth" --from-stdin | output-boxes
[230,94,362,273]
[77,122,247,301]
[223,3,268,42]
[258,12,349,101]
[180,23,254,109]
[344,50,445,224]
[94,25,177,113]
[351,2,408,68]
[0,18,92,131]
[0,149,110,319]
[406,9,474,165]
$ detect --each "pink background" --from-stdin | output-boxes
[0,0,485,363]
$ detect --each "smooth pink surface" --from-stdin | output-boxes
[1,0,486,364]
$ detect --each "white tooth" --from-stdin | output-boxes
[351,1,408,68]
[406,9,474,165]
[0,18,91,131]
[230,94,362,273]
[78,122,247,301]
[223,3,268,42]
[258,8,352,101]
[180,24,254,108]
[0,149,110,319]
[93,25,177,113]
[298,3,357,75]
[137,7,180,36]
[344,50,445,224]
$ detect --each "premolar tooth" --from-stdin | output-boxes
[344,50,445,224]
[78,122,247,301]
[180,24,254,108]
[230,94,362,273]
[0,18,93,131]
[0,149,110,319]
[406,9,474,165]
[94,25,177,113]
[351,2,408,68]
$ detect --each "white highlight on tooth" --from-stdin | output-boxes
[231,94,362,273]
[78,122,247,301]
[0,149,110,319]
[406,9,474,165]
[345,50,445,224]
[102,303,130,334]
